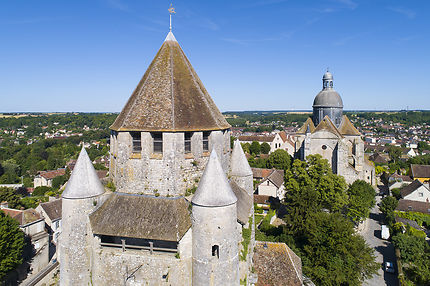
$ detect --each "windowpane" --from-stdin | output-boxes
[131,132,142,153]
[203,131,210,151]
[152,132,163,153]
[185,132,192,153]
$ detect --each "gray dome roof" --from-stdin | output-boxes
[313,89,343,108]
[323,71,333,80]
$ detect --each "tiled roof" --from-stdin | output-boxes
[90,193,191,242]
[400,180,427,198]
[253,241,303,286]
[297,117,315,134]
[238,135,275,143]
[110,32,230,132]
[411,164,430,179]
[252,168,273,179]
[313,116,343,138]
[396,199,430,214]
[39,169,66,180]
[2,208,42,226]
[254,194,271,205]
[338,115,361,136]
[39,199,62,221]
[265,169,285,189]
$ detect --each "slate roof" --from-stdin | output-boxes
[230,140,253,177]
[396,199,430,214]
[252,168,273,180]
[38,199,62,221]
[263,169,285,189]
[338,115,361,136]
[411,164,430,178]
[229,181,253,225]
[89,193,191,242]
[110,32,230,132]
[400,180,427,198]
[253,241,303,286]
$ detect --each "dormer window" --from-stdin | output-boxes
[203,131,210,152]
[131,132,142,153]
[152,132,163,154]
[185,132,192,153]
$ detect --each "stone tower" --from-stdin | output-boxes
[59,147,105,286]
[312,71,343,127]
[109,31,231,197]
[191,150,239,286]
[230,139,253,194]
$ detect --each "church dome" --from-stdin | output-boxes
[313,89,343,108]
[323,71,333,80]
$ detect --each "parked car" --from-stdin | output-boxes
[385,261,395,273]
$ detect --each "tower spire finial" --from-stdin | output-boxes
[168,3,176,32]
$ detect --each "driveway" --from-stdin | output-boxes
[361,186,399,286]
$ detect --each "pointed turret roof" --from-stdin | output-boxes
[192,150,237,207]
[62,147,105,199]
[338,115,361,136]
[313,116,343,138]
[110,32,230,132]
[230,139,253,177]
[297,117,315,134]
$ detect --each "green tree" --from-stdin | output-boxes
[346,180,376,223]
[249,141,261,155]
[260,142,271,154]
[32,186,52,197]
[0,188,21,209]
[388,146,402,163]
[241,143,250,154]
[266,149,291,170]
[0,210,25,281]
[379,196,398,225]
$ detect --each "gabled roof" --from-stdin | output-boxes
[38,199,62,221]
[252,168,273,179]
[296,117,315,134]
[192,150,237,207]
[238,135,275,143]
[253,241,303,286]
[89,193,191,242]
[229,181,253,224]
[62,147,105,199]
[396,199,430,214]
[2,208,42,226]
[411,164,430,178]
[38,169,66,180]
[110,32,230,132]
[265,169,285,189]
[338,115,361,136]
[313,116,343,138]
[400,179,428,198]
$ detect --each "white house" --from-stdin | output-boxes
[400,180,430,202]
[239,131,295,155]
[33,168,66,188]
[36,199,62,244]
[252,168,286,200]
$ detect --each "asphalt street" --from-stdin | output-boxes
[361,186,399,286]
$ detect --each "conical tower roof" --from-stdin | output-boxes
[230,139,252,177]
[110,32,230,132]
[62,147,105,199]
[192,150,237,207]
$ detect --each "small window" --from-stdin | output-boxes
[419,192,424,197]
[203,131,210,151]
[212,245,219,258]
[322,145,327,150]
[185,132,192,153]
[131,132,142,153]
[152,132,163,154]
[408,206,412,211]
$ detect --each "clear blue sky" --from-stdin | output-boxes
[1,0,429,112]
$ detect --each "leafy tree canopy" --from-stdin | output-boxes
[266,149,291,171]
[0,210,25,281]
[260,142,271,154]
[249,141,261,156]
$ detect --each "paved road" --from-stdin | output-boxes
[361,187,398,286]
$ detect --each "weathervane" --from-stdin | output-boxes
[168,3,176,32]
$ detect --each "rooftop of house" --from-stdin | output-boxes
[253,241,303,286]
[411,164,430,178]
[238,135,276,142]
[396,199,430,214]
[2,207,42,226]
[110,32,230,132]
[400,180,428,198]
[37,169,66,180]
[38,199,62,222]
[90,193,191,242]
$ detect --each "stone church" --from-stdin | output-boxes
[294,71,375,185]
[58,30,257,285]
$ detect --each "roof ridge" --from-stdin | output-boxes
[169,43,176,130]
